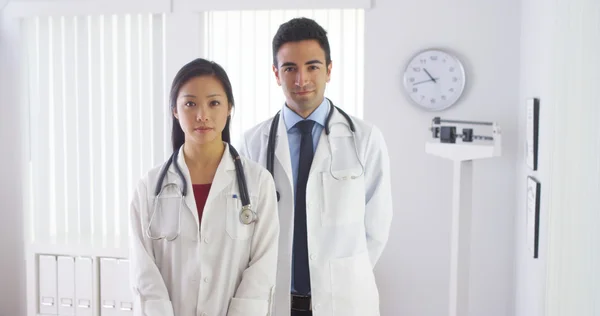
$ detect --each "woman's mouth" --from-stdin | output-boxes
[194,127,213,133]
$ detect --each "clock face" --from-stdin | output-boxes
[403,49,466,111]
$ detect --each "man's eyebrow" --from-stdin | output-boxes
[280,60,324,67]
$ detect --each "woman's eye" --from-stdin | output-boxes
[210,100,221,106]
[184,101,195,107]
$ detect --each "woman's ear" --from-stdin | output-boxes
[228,104,233,117]
[172,107,179,119]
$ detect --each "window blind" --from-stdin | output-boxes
[22,14,167,248]
[203,9,365,146]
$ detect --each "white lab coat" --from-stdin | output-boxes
[129,143,279,316]
[240,105,393,316]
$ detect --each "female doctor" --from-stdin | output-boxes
[129,58,279,316]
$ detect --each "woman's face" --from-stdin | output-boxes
[173,75,231,147]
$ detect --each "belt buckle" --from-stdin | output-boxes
[291,294,311,311]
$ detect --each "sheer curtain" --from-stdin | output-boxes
[543,1,600,314]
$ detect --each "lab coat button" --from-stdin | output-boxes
[310,254,316,260]
[203,237,209,244]
[314,304,320,311]
[204,277,209,283]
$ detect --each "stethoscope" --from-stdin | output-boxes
[266,98,365,201]
[146,144,256,241]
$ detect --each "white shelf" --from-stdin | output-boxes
[27,243,129,259]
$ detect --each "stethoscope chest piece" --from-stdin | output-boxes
[240,205,257,225]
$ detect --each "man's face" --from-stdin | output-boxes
[273,39,332,117]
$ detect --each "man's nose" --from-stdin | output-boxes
[295,69,309,87]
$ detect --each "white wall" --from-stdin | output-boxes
[514,0,552,314]
[364,1,521,315]
[0,7,27,316]
[516,0,600,315]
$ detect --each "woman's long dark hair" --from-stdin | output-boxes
[169,58,235,152]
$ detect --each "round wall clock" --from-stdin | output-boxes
[402,49,466,111]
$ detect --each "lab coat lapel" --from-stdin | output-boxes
[205,144,235,206]
[170,144,235,230]
[169,146,200,230]
[311,129,329,177]
[264,115,294,194]
[310,108,348,177]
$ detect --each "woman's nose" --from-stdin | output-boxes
[196,107,209,122]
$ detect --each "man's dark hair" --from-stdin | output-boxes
[272,17,331,67]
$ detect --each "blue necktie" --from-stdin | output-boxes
[293,119,315,295]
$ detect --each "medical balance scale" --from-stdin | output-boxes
[425,117,502,316]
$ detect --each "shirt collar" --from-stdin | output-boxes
[282,98,330,132]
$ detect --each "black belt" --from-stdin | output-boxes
[291,294,311,311]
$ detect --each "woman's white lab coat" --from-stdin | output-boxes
[240,106,393,316]
[129,144,279,316]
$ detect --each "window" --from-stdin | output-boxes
[21,8,365,248]
[22,14,167,247]
[203,9,365,146]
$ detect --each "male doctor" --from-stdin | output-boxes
[241,18,393,316]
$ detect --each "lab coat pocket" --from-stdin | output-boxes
[227,297,268,316]
[142,299,174,316]
[225,194,257,240]
[330,252,379,316]
[321,170,365,226]
[148,195,184,241]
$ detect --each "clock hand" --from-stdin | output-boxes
[423,68,437,83]
[413,78,439,85]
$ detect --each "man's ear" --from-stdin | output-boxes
[273,64,282,86]
[326,60,332,83]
